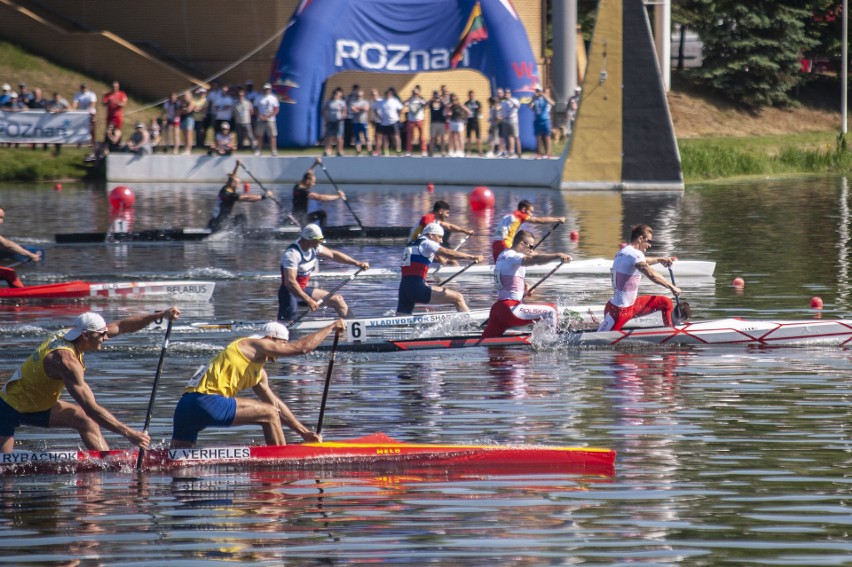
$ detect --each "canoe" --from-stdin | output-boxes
[0,280,215,302]
[54,225,411,244]
[318,318,852,352]
[0,433,616,476]
[283,258,717,280]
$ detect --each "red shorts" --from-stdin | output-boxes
[598,296,673,331]
[481,299,557,338]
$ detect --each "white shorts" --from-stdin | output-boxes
[450,121,465,133]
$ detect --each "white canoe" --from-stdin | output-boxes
[0,280,215,302]
[267,258,716,281]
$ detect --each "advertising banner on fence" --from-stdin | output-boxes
[0,111,90,144]
[272,0,540,148]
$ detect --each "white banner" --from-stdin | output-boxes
[0,110,90,144]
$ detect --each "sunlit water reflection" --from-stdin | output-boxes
[0,176,850,565]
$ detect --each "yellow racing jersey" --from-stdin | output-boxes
[184,338,264,397]
[0,332,83,413]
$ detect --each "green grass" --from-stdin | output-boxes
[679,131,851,183]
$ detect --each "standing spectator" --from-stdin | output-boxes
[102,81,128,130]
[17,83,33,106]
[162,92,181,154]
[567,86,581,136]
[369,88,384,156]
[207,122,236,156]
[125,122,151,155]
[529,86,554,159]
[72,83,98,148]
[379,88,403,156]
[464,90,483,156]
[404,86,427,156]
[348,88,371,156]
[500,88,521,157]
[26,88,46,110]
[244,80,260,106]
[344,84,359,149]
[427,90,446,157]
[178,91,196,154]
[212,83,234,135]
[447,93,470,157]
[0,84,11,106]
[486,96,502,157]
[232,87,256,152]
[323,87,347,157]
[192,87,208,149]
[439,84,451,139]
[198,80,220,148]
[44,92,69,155]
[254,82,279,156]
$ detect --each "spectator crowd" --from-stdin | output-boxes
[1,77,581,160]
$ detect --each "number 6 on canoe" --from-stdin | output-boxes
[136,318,173,470]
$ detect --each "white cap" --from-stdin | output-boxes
[261,321,289,340]
[1,84,9,91]
[263,82,272,89]
[221,121,230,130]
[300,223,324,240]
[421,223,444,238]
[64,313,108,341]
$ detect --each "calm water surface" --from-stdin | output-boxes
[0,175,850,565]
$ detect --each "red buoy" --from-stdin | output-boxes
[426,183,435,193]
[54,183,62,191]
[243,182,250,192]
[569,230,579,241]
[732,277,745,288]
[469,186,494,211]
[810,296,824,309]
[109,186,136,209]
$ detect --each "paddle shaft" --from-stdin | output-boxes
[237,161,299,224]
[668,266,681,311]
[319,164,365,229]
[136,318,173,470]
[437,260,477,287]
[531,221,563,250]
[526,260,565,295]
[288,267,365,326]
[315,329,341,435]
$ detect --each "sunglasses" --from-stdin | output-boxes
[88,330,109,338]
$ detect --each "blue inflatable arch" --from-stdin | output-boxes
[271,0,540,148]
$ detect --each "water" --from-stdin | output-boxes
[0,176,851,565]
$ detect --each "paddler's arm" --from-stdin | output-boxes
[46,350,151,449]
[522,252,572,266]
[107,307,181,337]
[436,248,484,264]
[318,246,369,271]
[252,371,321,443]
[528,215,566,225]
[645,255,676,268]
[283,268,318,311]
[438,221,474,236]
[0,235,41,262]
[252,320,346,359]
[636,262,681,296]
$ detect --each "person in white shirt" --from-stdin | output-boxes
[481,230,572,338]
[379,88,404,156]
[597,224,681,331]
[254,83,280,156]
[72,83,98,147]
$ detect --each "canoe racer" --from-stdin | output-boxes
[170,320,344,447]
[481,230,572,338]
[278,224,370,322]
[491,200,565,261]
[396,222,485,315]
[0,206,42,287]
[0,307,181,453]
[597,223,681,331]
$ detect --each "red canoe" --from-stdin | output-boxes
[0,433,616,476]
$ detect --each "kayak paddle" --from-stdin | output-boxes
[136,317,173,470]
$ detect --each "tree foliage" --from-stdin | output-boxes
[676,0,820,108]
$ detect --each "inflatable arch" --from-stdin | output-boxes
[271,0,540,149]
